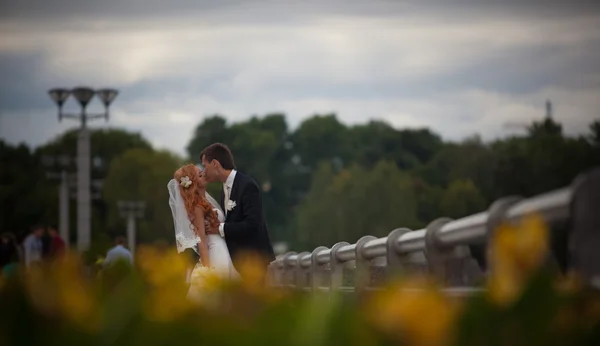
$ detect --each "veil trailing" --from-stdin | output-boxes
[167,179,225,254]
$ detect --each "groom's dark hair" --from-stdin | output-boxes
[201,143,236,170]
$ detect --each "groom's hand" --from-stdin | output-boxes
[206,224,220,235]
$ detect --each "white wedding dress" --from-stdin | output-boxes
[167,179,239,302]
[199,207,238,278]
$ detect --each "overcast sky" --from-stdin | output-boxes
[1,0,599,155]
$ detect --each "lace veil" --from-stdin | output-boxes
[167,179,224,254]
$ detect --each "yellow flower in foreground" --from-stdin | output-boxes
[555,271,583,295]
[145,287,191,322]
[235,252,272,297]
[586,299,600,327]
[367,278,459,346]
[52,254,97,328]
[95,257,105,266]
[137,246,192,321]
[487,213,549,306]
[25,253,99,330]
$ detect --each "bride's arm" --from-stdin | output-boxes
[192,206,210,267]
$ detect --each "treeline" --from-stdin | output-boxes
[187,114,599,250]
[1,114,599,255]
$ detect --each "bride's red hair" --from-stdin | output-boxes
[173,164,219,236]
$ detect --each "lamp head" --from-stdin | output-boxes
[71,87,96,108]
[48,88,71,108]
[96,88,119,107]
[96,88,118,121]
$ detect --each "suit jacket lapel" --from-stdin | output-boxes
[225,173,241,221]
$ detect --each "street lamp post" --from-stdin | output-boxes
[48,87,118,252]
[42,155,74,248]
[117,201,145,255]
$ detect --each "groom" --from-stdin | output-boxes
[200,143,275,283]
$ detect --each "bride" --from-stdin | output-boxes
[167,164,239,301]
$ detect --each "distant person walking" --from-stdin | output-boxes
[47,225,66,260]
[103,236,133,268]
[23,226,44,268]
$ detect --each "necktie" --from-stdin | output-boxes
[224,185,230,214]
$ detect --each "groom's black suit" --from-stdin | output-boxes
[220,171,275,277]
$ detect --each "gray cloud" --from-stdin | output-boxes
[3,0,600,23]
[1,0,599,155]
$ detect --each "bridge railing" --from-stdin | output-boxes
[267,167,600,295]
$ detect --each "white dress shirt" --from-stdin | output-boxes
[103,245,133,267]
[23,234,43,267]
[218,169,237,237]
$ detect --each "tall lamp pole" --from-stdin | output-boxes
[42,155,74,248]
[117,201,145,255]
[48,87,118,252]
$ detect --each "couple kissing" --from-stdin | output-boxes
[167,143,275,298]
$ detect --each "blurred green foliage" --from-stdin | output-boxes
[1,115,599,252]
[0,245,599,346]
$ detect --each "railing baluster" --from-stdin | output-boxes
[569,168,600,286]
[311,246,328,292]
[281,252,297,288]
[330,242,349,292]
[295,252,310,290]
[484,196,523,272]
[424,218,452,282]
[386,228,412,281]
[355,236,377,294]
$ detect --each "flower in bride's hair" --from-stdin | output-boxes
[180,176,192,188]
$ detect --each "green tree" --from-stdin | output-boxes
[491,117,596,197]
[440,179,486,219]
[348,121,442,170]
[186,116,230,161]
[413,178,444,226]
[292,114,351,170]
[103,148,182,244]
[293,161,419,250]
[415,136,497,202]
[590,120,600,147]
[292,163,336,248]
[38,128,152,174]
[0,141,53,239]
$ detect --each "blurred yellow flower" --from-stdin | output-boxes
[487,213,549,306]
[24,253,99,330]
[145,287,191,322]
[137,245,192,321]
[555,271,583,295]
[367,278,458,346]
[234,252,277,299]
[95,256,105,266]
[53,253,99,330]
[237,254,265,287]
[586,298,600,320]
